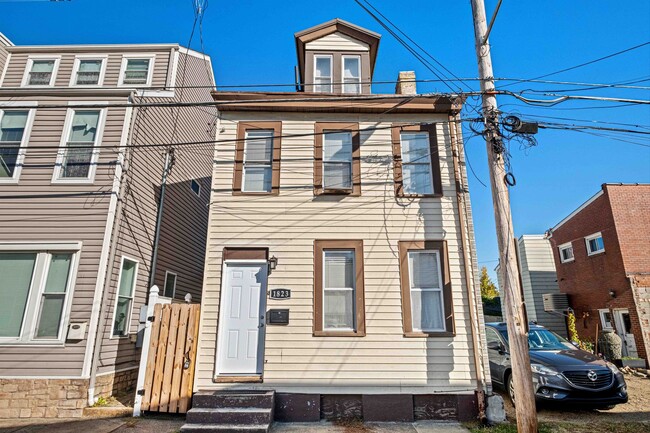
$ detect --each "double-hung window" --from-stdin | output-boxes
[243,130,274,193]
[54,109,103,182]
[72,58,105,86]
[392,124,442,197]
[0,243,80,344]
[398,241,453,337]
[233,122,282,195]
[24,58,59,86]
[342,55,361,94]
[323,131,352,190]
[558,242,574,263]
[314,240,365,336]
[585,232,605,255]
[119,55,154,86]
[314,55,332,93]
[112,257,138,337]
[0,110,33,181]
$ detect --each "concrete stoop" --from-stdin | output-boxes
[181,390,274,433]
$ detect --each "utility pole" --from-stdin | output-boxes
[469,1,538,432]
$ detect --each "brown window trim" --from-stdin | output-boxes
[314,122,361,196]
[233,121,282,196]
[398,240,455,338]
[313,240,366,337]
[391,123,443,198]
[223,247,269,262]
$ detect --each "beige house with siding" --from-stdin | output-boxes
[190,19,490,428]
[0,34,215,417]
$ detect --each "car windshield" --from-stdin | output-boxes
[499,328,576,351]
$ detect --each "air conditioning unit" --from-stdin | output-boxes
[543,293,569,312]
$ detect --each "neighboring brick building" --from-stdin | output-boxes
[548,183,650,365]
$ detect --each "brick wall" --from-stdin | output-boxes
[549,185,649,360]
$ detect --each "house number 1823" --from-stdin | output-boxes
[269,289,291,299]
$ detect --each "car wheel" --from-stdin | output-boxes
[507,374,516,406]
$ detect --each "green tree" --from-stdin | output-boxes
[480,266,499,300]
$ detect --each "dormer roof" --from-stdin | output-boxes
[295,18,381,85]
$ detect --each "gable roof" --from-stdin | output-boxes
[295,18,381,84]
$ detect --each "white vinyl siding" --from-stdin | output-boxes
[558,242,574,263]
[408,250,445,332]
[0,244,79,344]
[323,131,352,190]
[243,130,274,192]
[585,232,605,255]
[342,55,361,94]
[314,55,332,93]
[323,250,355,331]
[400,132,433,195]
[112,257,138,337]
[0,109,34,182]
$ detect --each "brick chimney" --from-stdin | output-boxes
[395,71,416,95]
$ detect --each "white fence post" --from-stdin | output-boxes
[133,285,160,417]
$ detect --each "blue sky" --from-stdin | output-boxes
[1,0,649,284]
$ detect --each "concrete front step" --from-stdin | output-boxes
[192,391,274,409]
[186,407,273,425]
[180,423,270,433]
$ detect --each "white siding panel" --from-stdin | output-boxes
[305,32,369,51]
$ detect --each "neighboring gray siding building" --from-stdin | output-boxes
[497,235,566,336]
[0,35,215,418]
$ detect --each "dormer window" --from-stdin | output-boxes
[314,55,332,93]
[119,54,155,87]
[70,56,107,87]
[342,55,361,94]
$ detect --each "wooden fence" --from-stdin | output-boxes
[133,290,200,415]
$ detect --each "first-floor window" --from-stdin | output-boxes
[408,250,445,332]
[323,250,355,330]
[0,246,78,343]
[112,257,138,337]
[163,271,177,299]
[599,309,613,330]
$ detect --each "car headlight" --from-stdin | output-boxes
[606,361,621,374]
[531,363,559,376]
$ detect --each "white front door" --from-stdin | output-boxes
[217,263,267,375]
[613,309,638,358]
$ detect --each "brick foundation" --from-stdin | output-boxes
[0,368,139,419]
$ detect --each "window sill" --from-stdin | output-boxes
[0,341,65,347]
[51,178,96,185]
[560,259,575,264]
[587,250,605,257]
[214,375,262,383]
[397,193,444,199]
[313,330,366,337]
[404,331,455,338]
[232,191,278,196]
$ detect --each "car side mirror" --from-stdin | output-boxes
[488,341,503,352]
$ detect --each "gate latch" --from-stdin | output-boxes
[136,389,145,396]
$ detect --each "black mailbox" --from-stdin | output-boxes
[267,309,289,325]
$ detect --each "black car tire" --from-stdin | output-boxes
[598,405,616,411]
[507,373,515,406]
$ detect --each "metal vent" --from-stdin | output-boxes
[543,293,569,312]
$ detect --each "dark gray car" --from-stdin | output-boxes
[485,322,628,408]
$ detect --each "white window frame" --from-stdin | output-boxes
[21,56,61,87]
[408,250,446,332]
[190,179,201,197]
[69,55,108,87]
[400,131,435,195]
[242,129,274,193]
[341,55,361,94]
[162,270,177,299]
[585,232,605,256]
[0,241,81,346]
[558,242,574,263]
[51,102,107,184]
[313,54,333,93]
[110,256,139,338]
[118,54,156,87]
[0,106,36,184]
[599,308,614,330]
[322,250,356,332]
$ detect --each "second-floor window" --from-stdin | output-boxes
[54,109,102,182]
[243,130,274,193]
[391,124,443,198]
[323,131,352,190]
[120,56,154,86]
[559,242,574,263]
[585,232,605,255]
[0,111,30,181]
[314,55,332,92]
[74,59,103,86]
[342,55,361,94]
[26,59,57,86]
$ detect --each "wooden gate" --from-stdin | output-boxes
[138,302,200,414]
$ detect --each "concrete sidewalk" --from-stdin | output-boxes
[0,416,471,433]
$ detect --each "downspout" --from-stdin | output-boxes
[148,148,173,293]
[449,114,487,421]
[87,94,136,405]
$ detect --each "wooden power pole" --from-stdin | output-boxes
[469,0,539,432]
